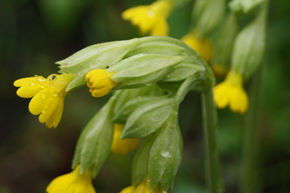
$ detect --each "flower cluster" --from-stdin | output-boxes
[14,36,214,193]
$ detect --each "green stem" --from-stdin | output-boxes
[202,88,224,193]
[240,67,262,193]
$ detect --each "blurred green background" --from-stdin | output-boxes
[0,0,290,193]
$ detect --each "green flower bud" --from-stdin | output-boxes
[193,0,226,37]
[121,97,175,138]
[72,101,114,176]
[132,112,182,190]
[231,5,267,80]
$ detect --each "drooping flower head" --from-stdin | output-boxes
[122,0,172,36]
[111,124,139,155]
[182,30,213,62]
[46,166,96,193]
[214,71,248,113]
[14,74,74,128]
[120,180,165,193]
[86,69,117,98]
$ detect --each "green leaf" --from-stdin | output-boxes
[72,103,114,176]
[121,98,174,138]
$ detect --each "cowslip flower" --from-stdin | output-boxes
[46,166,96,193]
[86,69,117,98]
[214,71,248,113]
[182,30,213,62]
[14,74,74,128]
[120,180,165,193]
[122,0,172,36]
[111,124,139,155]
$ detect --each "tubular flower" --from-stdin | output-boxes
[120,181,165,193]
[46,166,96,193]
[181,30,213,62]
[213,71,248,113]
[86,69,117,98]
[111,124,140,155]
[122,0,172,36]
[14,74,74,128]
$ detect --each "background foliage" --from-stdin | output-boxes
[0,0,290,193]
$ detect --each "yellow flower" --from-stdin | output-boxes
[212,64,228,78]
[46,166,96,193]
[214,71,248,113]
[86,69,117,98]
[120,181,165,193]
[122,0,171,36]
[182,30,213,62]
[111,124,140,155]
[14,74,74,128]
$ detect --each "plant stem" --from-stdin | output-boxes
[202,88,224,193]
[240,67,262,193]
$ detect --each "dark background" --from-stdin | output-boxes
[0,0,290,192]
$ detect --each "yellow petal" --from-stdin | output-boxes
[151,18,168,36]
[45,97,64,128]
[28,90,46,115]
[38,95,60,125]
[120,186,134,193]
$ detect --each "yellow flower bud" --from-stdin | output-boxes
[14,74,74,128]
[120,181,165,193]
[182,30,213,62]
[122,0,172,36]
[213,71,248,113]
[111,124,139,155]
[212,64,228,78]
[46,166,96,193]
[86,69,117,98]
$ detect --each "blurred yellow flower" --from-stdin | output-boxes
[111,124,140,155]
[46,166,96,193]
[214,71,248,113]
[212,64,228,78]
[122,0,172,36]
[182,30,213,62]
[120,180,165,193]
[86,69,117,98]
[14,74,74,128]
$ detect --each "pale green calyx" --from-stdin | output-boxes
[231,4,267,80]
[57,36,214,92]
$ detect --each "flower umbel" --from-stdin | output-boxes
[86,69,117,98]
[182,30,213,62]
[122,0,172,36]
[46,166,96,193]
[111,124,140,155]
[120,181,165,193]
[14,74,74,128]
[214,71,248,113]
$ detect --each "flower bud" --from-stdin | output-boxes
[231,6,266,80]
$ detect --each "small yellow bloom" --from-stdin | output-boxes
[122,0,171,36]
[86,69,117,98]
[111,124,140,155]
[46,166,96,193]
[14,74,74,128]
[212,64,228,78]
[182,30,213,62]
[214,71,248,113]
[120,181,165,193]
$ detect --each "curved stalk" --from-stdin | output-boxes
[202,88,224,193]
